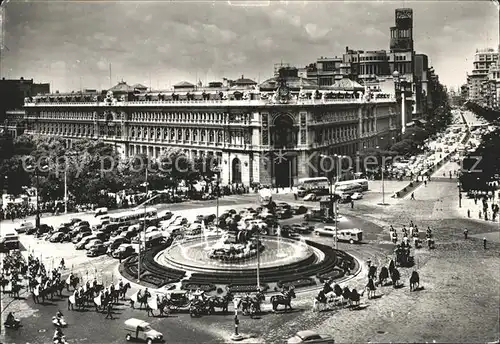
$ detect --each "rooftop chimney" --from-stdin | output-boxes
[241,74,244,79]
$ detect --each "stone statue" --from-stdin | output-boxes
[242,91,250,100]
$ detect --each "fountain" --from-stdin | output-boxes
[276,225,287,258]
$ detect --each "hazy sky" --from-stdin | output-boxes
[1,0,498,92]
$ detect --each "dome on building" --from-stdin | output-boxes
[108,81,135,93]
[331,78,364,91]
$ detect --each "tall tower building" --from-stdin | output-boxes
[390,8,414,52]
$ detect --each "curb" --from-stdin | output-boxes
[115,249,366,298]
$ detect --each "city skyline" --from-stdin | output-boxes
[1,1,498,92]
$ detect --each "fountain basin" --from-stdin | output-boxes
[155,236,314,273]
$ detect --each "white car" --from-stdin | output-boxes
[314,226,337,237]
[351,192,363,200]
[287,330,334,344]
[303,193,317,201]
[15,221,34,233]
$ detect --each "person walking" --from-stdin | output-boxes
[463,229,468,239]
[467,209,470,218]
[105,301,113,319]
[411,193,415,200]
[483,237,487,250]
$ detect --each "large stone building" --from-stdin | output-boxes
[0,77,50,137]
[23,68,401,187]
[466,48,499,103]
[299,8,439,119]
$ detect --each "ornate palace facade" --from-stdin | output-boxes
[23,68,401,187]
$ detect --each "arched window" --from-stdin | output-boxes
[272,115,296,148]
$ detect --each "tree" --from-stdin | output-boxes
[390,139,417,156]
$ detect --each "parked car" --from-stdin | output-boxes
[287,330,334,344]
[72,232,92,244]
[291,205,308,215]
[314,226,338,237]
[304,211,334,223]
[75,236,96,250]
[15,221,34,234]
[85,239,103,250]
[304,193,318,201]
[112,244,136,259]
[350,192,363,200]
[87,244,107,257]
[276,208,293,219]
[290,224,313,234]
[36,224,53,237]
[49,232,65,243]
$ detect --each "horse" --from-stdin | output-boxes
[240,293,263,316]
[342,286,351,306]
[0,276,9,292]
[10,283,22,299]
[271,288,296,312]
[348,288,363,309]
[368,265,377,280]
[366,278,376,299]
[390,268,401,288]
[409,271,420,291]
[378,266,389,286]
[388,259,395,275]
[208,292,233,314]
[137,293,150,310]
[118,282,131,300]
[67,276,80,291]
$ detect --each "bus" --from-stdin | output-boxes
[333,179,369,192]
[297,177,330,197]
[322,227,363,244]
[109,207,158,225]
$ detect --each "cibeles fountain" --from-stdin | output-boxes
[150,188,358,291]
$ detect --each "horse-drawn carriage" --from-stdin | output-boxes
[394,245,414,267]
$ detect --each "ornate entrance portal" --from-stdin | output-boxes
[270,114,298,187]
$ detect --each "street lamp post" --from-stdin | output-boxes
[320,154,346,250]
[212,166,222,237]
[458,182,462,208]
[27,163,48,228]
[376,145,388,206]
[137,167,149,282]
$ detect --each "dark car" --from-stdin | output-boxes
[106,237,130,255]
[112,245,136,259]
[69,218,82,226]
[87,244,107,257]
[72,231,92,244]
[49,232,65,243]
[26,226,38,235]
[303,212,334,223]
[291,205,308,215]
[101,223,120,234]
[56,225,71,234]
[276,208,293,220]
[36,224,53,237]
[277,202,291,209]
[291,224,313,234]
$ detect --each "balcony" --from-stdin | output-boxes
[24,93,397,108]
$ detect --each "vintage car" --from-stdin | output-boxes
[124,318,164,343]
